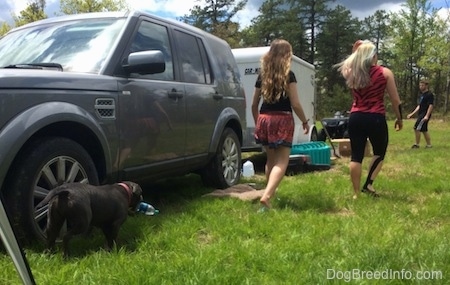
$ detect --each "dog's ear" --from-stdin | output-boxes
[127,182,143,196]
[125,182,143,208]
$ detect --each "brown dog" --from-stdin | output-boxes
[36,181,143,257]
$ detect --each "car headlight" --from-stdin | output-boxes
[338,121,345,126]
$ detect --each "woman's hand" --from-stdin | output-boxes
[302,119,309,134]
[395,119,403,131]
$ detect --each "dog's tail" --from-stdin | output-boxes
[35,186,71,209]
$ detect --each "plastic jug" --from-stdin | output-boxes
[242,160,255,177]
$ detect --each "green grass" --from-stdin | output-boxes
[1,119,449,284]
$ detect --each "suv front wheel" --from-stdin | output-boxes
[201,128,241,189]
[4,137,99,243]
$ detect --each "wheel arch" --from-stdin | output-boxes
[208,107,243,155]
[21,122,107,183]
[0,103,112,195]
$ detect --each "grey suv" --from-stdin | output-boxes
[0,11,246,243]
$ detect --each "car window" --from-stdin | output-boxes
[0,18,125,73]
[173,30,212,84]
[206,39,242,97]
[206,39,241,86]
[128,21,174,81]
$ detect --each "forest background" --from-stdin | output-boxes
[1,0,449,119]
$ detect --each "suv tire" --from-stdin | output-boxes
[4,137,99,243]
[201,128,241,189]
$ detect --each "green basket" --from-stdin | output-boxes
[291,142,331,165]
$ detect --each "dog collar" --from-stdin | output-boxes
[117,182,132,205]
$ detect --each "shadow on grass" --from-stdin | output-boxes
[33,229,140,259]
[276,192,338,213]
[140,174,213,210]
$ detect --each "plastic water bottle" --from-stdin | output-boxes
[136,202,159,216]
[242,160,255,177]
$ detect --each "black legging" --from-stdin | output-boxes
[348,112,388,163]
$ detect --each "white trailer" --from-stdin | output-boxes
[232,46,318,151]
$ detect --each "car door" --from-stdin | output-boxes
[117,19,186,172]
[172,29,218,158]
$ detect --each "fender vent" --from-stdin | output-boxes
[95,98,115,119]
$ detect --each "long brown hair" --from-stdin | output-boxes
[260,39,293,103]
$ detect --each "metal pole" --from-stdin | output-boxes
[0,199,35,285]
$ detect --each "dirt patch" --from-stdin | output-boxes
[203,183,264,201]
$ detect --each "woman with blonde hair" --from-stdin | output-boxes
[251,39,309,210]
[335,40,403,199]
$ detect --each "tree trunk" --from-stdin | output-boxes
[445,74,450,114]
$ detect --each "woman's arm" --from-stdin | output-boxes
[383,67,403,130]
[251,88,261,125]
[288,82,309,133]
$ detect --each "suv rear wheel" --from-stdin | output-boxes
[4,137,99,243]
[201,128,241,189]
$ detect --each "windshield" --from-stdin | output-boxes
[0,17,126,73]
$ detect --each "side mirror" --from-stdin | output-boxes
[123,50,165,75]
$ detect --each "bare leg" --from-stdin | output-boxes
[265,149,275,181]
[414,130,421,145]
[424,132,431,146]
[350,161,362,199]
[260,146,291,208]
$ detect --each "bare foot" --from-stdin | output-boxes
[365,184,376,191]
[260,197,271,209]
[361,185,380,197]
[353,189,360,199]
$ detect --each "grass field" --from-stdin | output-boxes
[1,118,449,284]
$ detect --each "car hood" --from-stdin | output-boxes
[0,69,118,91]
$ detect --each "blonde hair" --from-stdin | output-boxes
[260,39,293,103]
[334,40,377,89]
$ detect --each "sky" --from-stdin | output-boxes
[1,0,449,28]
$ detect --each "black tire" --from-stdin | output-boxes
[310,127,318,141]
[4,137,99,244]
[318,129,327,141]
[200,128,241,189]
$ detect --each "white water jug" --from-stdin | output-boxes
[242,160,255,177]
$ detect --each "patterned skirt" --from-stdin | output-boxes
[254,112,294,149]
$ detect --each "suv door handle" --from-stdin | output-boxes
[168,88,184,99]
[213,92,223,100]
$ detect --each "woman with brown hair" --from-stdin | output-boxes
[251,39,309,210]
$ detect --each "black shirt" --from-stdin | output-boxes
[418,90,434,117]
